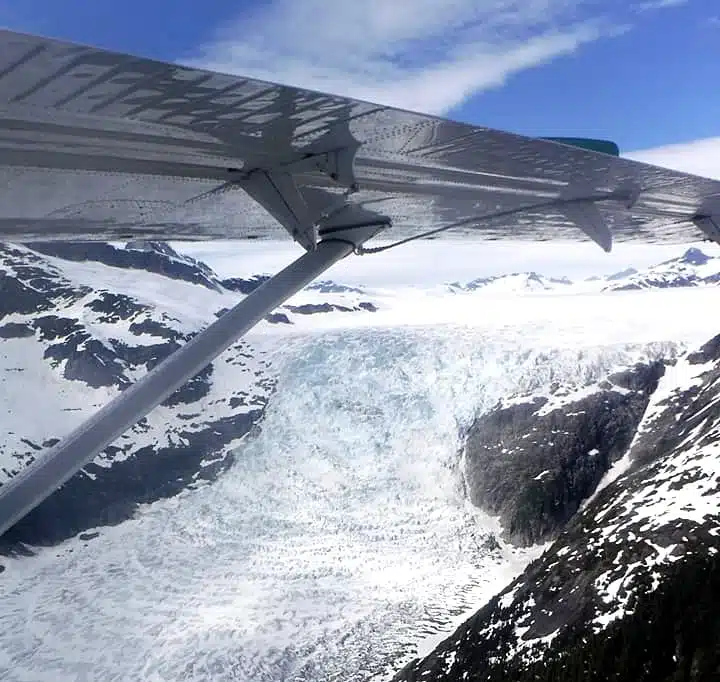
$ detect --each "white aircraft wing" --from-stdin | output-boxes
[1,28,720,251]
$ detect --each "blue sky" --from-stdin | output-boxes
[2,0,718,153]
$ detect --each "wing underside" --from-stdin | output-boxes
[0,29,719,248]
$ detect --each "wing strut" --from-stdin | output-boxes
[0,219,388,538]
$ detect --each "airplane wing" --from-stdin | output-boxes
[1,28,720,252]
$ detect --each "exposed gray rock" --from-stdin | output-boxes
[0,322,34,338]
[220,274,271,294]
[306,280,365,294]
[0,244,273,554]
[286,301,377,315]
[395,340,720,682]
[28,240,223,291]
[463,361,664,546]
[0,409,261,551]
[0,243,89,319]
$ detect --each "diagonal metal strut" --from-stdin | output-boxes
[0,234,379,538]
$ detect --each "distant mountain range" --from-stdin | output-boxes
[448,247,720,294]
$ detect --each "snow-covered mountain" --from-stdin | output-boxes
[0,240,383,548]
[448,272,573,294]
[0,241,279,547]
[447,246,720,295]
[1,240,720,681]
[602,246,720,291]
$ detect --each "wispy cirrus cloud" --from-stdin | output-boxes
[189,0,626,115]
[635,0,687,11]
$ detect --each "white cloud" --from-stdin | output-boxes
[625,137,720,181]
[188,0,620,115]
[183,0,720,287]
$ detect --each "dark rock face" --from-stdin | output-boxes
[221,275,271,294]
[610,276,702,291]
[306,280,365,294]
[0,244,90,319]
[85,291,150,323]
[395,340,720,682]
[627,335,720,471]
[685,331,720,365]
[28,240,223,291]
[286,301,378,315]
[287,302,346,315]
[395,539,720,682]
[265,312,292,324]
[678,246,710,266]
[0,322,34,338]
[0,244,274,554]
[463,361,665,545]
[0,410,261,550]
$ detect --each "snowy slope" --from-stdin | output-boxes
[602,246,720,291]
[0,242,281,545]
[448,272,573,294]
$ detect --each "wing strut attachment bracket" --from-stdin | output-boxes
[232,141,362,252]
[693,214,720,243]
[0,217,388,539]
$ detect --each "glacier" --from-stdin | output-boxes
[2,243,720,681]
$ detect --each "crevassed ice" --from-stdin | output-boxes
[0,326,678,682]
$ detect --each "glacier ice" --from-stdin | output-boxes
[0,325,684,681]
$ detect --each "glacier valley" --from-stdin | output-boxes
[1,243,719,681]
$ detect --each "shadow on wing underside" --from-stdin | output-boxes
[0,29,718,246]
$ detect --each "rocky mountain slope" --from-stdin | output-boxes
[0,241,378,552]
[394,336,720,681]
[603,246,720,292]
[461,360,666,547]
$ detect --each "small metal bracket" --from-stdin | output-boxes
[317,203,391,250]
[234,141,364,251]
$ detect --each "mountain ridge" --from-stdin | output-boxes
[447,246,720,294]
[394,336,720,681]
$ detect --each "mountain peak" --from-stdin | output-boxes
[680,246,710,265]
[606,267,638,281]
